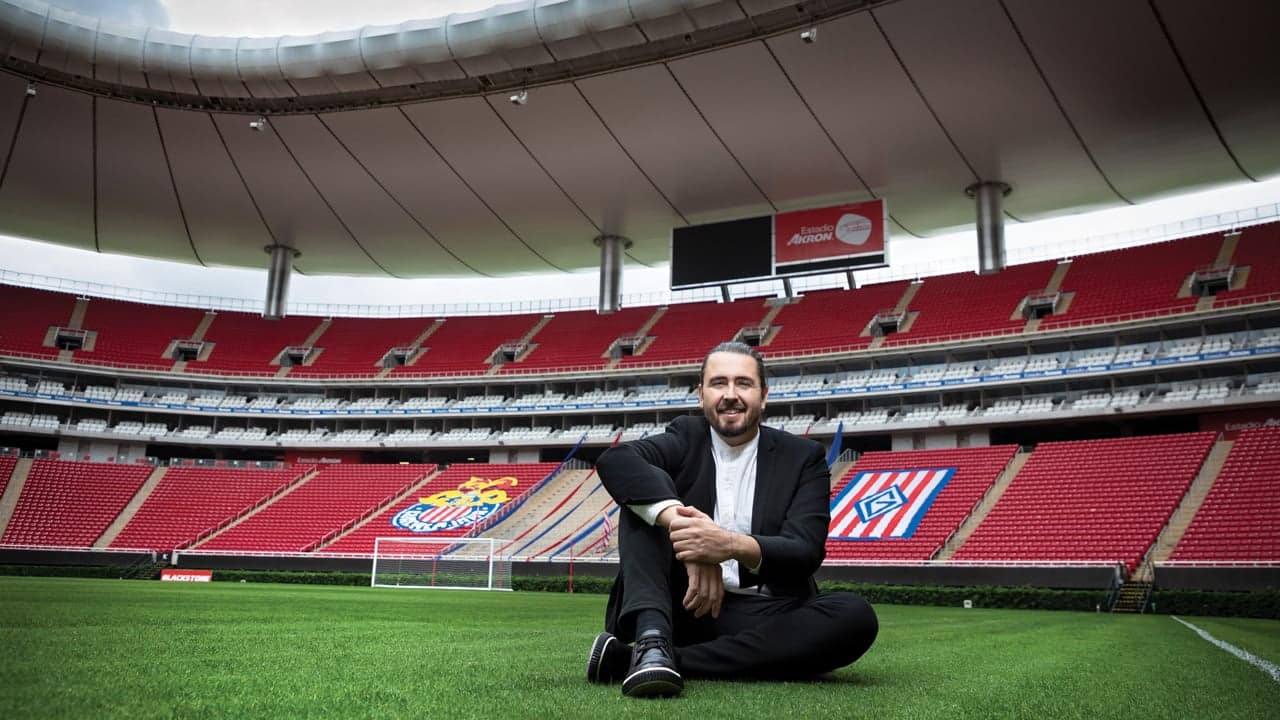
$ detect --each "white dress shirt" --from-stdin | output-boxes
[629,427,763,593]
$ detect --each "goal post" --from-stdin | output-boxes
[371,537,511,591]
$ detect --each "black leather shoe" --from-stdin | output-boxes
[586,632,630,684]
[621,630,683,698]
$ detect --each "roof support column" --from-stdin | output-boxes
[594,235,631,315]
[966,181,1012,275]
[263,244,300,320]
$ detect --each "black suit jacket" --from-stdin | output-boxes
[596,414,831,600]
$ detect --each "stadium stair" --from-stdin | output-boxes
[486,313,555,374]
[752,299,789,346]
[303,318,332,346]
[310,467,443,551]
[67,297,89,330]
[190,311,217,341]
[604,306,666,370]
[274,318,332,378]
[1213,230,1241,267]
[1136,439,1233,580]
[827,461,855,488]
[94,466,169,548]
[868,280,921,350]
[518,314,553,345]
[1024,261,1074,333]
[1042,260,1073,295]
[1110,580,1153,613]
[120,556,168,580]
[935,450,1030,560]
[0,458,33,536]
[375,319,444,377]
[1194,232,1244,311]
[173,311,217,373]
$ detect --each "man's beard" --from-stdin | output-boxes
[705,399,759,439]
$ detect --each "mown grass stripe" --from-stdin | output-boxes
[1172,615,1280,683]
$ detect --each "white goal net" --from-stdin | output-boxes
[371,537,511,591]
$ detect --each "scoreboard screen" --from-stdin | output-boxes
[669,215,773,291]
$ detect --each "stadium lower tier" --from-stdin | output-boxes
[0,428,1275,572]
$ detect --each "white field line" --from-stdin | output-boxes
[1171,616,1280,683]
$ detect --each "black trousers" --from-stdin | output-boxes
[605,507,878,680]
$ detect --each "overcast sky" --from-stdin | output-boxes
[4,2,1278,311]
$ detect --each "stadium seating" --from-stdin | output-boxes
[288,317,436,377]
[825,445,1018,562]
[764,281,909,356]
[195,464,436,552]
[0,284,75,359]
[320,463,557,554]
[0,460,152,547]
[189,311,323,375]
[888,261,1058,344]
[1171,427,1280,562]
[2,232,1277,378]
[391,314,543,376]
[953,432,1217,572]
[620,298,771,367]
[502,306,655,372]
[109,465,313,551]
[75,298,204,370]
[1039,234,1221,328]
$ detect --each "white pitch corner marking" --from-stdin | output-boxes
[1171,616,1280,683]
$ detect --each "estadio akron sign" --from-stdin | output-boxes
[774,199,887,275]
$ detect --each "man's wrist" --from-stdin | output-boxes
[630,499,682,527]
[731,532,763,573]
[655,504,681,528]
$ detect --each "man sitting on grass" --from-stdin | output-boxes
[587,342,878,698]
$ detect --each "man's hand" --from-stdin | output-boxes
[669,506,735,565]
[683,561,723,619]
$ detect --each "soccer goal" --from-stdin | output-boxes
[371,537,511,591]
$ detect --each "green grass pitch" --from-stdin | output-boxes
[1,577,1276,719]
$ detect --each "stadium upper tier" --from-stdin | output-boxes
[1,227,1277,381]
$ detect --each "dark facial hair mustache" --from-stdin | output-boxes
[717,401,747,413]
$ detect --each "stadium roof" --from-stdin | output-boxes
[0,0,1276,278]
